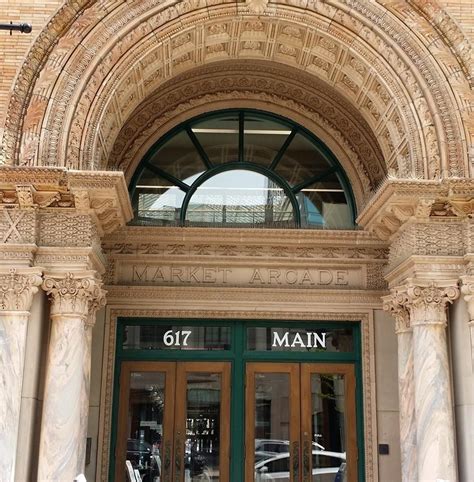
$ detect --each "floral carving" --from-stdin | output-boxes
[42,272,106,321]
[383,290,411,333]
[0,268,43,311]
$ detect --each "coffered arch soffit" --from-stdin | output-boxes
[2,0,472,184]
[112,60,384,208]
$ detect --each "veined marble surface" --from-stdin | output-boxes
[397,330,417,482]
[37,314,92,481]
[0,312,29,482]
[413,323,457,481]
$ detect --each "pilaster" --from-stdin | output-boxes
[460,275,474,367]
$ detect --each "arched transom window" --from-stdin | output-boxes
[130,110,355,229]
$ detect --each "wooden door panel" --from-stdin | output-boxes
[246,363,301,482]
[175,361,231,482]
[115,362,176,482]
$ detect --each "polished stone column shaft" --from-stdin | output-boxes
[383,293,417,482]
[0,268,42,482]
[408,282,458,482]
[37,272,105,481]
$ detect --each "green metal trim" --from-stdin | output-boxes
[291,166,338,193]
[129,108,358,227]
[111,319,365,481]
[185,126,214,169]
[238,111,244,163]
[179,162,301,227]
[268,128,297,171]
[144,161,190,192]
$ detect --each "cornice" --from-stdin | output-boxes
[0,167,133,236]
[357,178,474,240]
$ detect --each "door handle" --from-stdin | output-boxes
[302,439,311,482]
[291,440,299,481]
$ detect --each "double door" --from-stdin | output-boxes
[115,361,356,482]
[116,361,230,482]
[246,363,356,482]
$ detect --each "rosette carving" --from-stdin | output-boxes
[0,268,43,311]
[42,272,106,322]
[383,290,411,333]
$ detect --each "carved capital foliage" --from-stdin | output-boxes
[382,291,410,333]
[42,272,106,323]
[405,281,459,327]
[460,276,474,322]
[0,268,43,311]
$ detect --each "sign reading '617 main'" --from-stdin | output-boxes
[128,264,363,288]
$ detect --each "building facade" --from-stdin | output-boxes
[0,1,473,481]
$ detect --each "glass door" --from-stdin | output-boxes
[115,361,230,482]
[246,363,357,482]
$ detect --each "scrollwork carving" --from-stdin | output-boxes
[42,272,106,322]
[0,268,43,311]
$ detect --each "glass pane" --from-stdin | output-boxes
[311,374,347,482]
[243,114,292,167]
[185,373,222,481]
[247,327,354,353]
[185,170,295,227]
[148,130,206,182]
[191,114,239,165]
[132,168,185,225]
[123,325,231,351]
[254,373,290,480]
[275,133,333,187]
[298,173,353,229]
[125,372,166,482]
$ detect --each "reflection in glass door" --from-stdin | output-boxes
[115,362,230,482]
[246,363,356,482]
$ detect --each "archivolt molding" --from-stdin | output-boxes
[1,0,471,181]
[109,62,384,204]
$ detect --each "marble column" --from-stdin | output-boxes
[460,276,474,368]
[37,271,105,481]
[406,281,459,482]
[383,292,417,482]
[0,267,42,482]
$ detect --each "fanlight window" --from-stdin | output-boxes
[130,110,355,229]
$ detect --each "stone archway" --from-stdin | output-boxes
[1,0,471,183]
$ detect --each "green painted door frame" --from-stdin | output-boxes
[109,319,365,481]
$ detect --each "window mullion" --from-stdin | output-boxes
[269,129,297,171]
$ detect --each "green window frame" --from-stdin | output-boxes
[130,109,356,229]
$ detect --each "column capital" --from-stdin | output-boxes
[382,291,411,333]
[0,267,43,312]
[42,271,106,323]
[404,280,459,327]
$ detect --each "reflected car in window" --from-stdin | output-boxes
[255,439,325,455]
[254,450,346,481]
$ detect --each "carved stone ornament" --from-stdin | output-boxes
[42,272,106,322]
[246,0,269,14]
[0,167,133,237]
[405,281,459,326]
[382,291,411,333]
[357,178,474,241]
[0,268,43,311]
[460,276,474,323]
